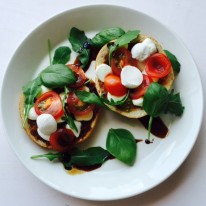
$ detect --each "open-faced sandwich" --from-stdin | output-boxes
[19,64,100,152]
[95,33,175,118]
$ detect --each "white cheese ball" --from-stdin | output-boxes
[96,64,112,82]
[107,92,126,102]
[121,65,143,89]
[36,114,57,136]
[132,97,144,107]
[131,38,157,62]
[28,107,38,120]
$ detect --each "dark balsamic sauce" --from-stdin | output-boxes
[139,116,168,139]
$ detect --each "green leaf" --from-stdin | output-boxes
[143,82,169,118]
[166,90,184,116]
[100,92,129,106]
[75,90,106,107]
[106,128,137,166]
[70,147,110,166]
[52,46,71,64]
[68,27,90,69]
[40,64,77,88]
[75,90,129,108]
[109,30,140,63]
[68,27,89,52]
[62,115,78,133]
[31,152,62,161]
[78,48,90,68]
[164,50,181,74]
[62,86,78,132]
[143,83,184,141]
[22,77,42,127]
[91,27,125,47]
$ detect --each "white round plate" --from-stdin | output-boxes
[0,5,203,201]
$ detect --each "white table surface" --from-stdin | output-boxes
[0,0,206,205]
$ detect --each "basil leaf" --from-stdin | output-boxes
[106,128,137,166]
[22,77,42,127]
[40,64,76,88]
[70,147,110,166]
[31,152,62,161]
[75,90,105,107]
[68,27,90,68]
[143,82,169,118]
[91,27,125,47]
[52,46,71,64]
[109,30,140,63]
[164,50,181,74]
[166,90,184,116]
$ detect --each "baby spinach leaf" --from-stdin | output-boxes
[31,147,110,168]
[52,46,71,65]
[31,152,62,161]
[109,30,140,63]
[62,86,78,132]
[166,90,184,116]
[78,48,90,68]
[91,27,125,48]
[143,82,184,140]
[68,27,89,52]
[164,50,181,74]
[143,82,169,118]
[62,115,78,133]
[106,128,137,166]
[40,64,76,88]
[70,147,110,166]
[75,90,106,107]
[100,92,129,106]
[68,27,91,68]
[75,90,129,108]
[22,77,42,127]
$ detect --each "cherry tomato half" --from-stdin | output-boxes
[104,74,128,96]
[50,128,75,152]
[67,91,94,116]
[145,53,171,78]
[34,91,64,119]
[111,47,137,76]
[130,74,153,99]
[67,64,86,88]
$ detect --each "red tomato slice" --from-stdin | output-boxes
[145,53,171,78]
[111,47,137,76]
[104,74,128,97]
[34,91,64,119]
[67,64,86,88]
[67,91,94,116]
[50,128,75,152]
[130,74,153,99]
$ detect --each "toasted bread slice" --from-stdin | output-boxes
[95,34,174,118]
[19,81,100,149]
